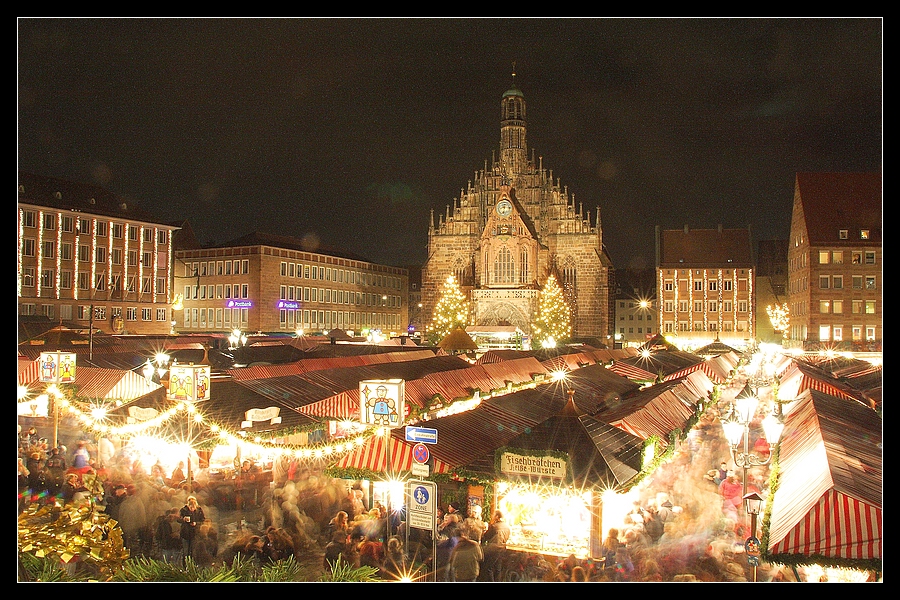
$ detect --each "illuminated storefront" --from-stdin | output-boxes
[494,480,595,558]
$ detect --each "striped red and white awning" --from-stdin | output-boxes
[769,489,881,560]
[608,362,656,382]
[297,391,357,420]
[766,389,882,562]
[333,432,452,474]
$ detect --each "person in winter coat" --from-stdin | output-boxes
[179,495,206,564]
[155,508,183,563]
[118,484,148,556]
[448,532,483,582]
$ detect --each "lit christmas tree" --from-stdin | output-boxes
[531,274,572,348]
[429,274,470,344]
[766,303,790,340]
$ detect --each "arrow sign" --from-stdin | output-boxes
[405,425,438,444]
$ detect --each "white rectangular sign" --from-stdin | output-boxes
[359,379,405,427]
[500,452,567,479]
[406,479,436,531]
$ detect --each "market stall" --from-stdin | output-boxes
[764,389,882,572]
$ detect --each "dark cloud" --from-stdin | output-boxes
[18,18,882,268]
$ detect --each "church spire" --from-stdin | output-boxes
[500,63,527,180]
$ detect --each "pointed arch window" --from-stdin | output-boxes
[520,247,530,284]
[493,247,515,284]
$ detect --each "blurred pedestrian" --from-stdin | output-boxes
[448,531,483,582]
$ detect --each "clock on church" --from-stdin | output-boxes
[496,199,512,217]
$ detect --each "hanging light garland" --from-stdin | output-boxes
[52,391,375,464]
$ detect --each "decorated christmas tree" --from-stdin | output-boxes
[531,274,572,349]
[429,274,469,344]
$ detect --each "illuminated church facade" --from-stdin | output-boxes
[421,77,613,345]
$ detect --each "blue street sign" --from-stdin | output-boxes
[405,425,438,444]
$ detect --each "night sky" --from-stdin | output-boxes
[18,18,882,270]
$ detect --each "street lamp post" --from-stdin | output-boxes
[721,383,784,582]
[743,491,764,582]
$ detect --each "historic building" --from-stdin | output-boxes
[421,77,613,346]
[613,267,658,348]
[17,172,180,336]
[175,231,409,337]
[656,225,756,350]
[786,172,882,351]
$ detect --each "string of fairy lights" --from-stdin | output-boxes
[20,366,572,468]
[22,384,376,463]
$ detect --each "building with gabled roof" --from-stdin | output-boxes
[786,172,882,352]
[655,225,755,350]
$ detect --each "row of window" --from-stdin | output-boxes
[663,322,748,333]
[21,211,168,244]
[818,250,877,265]
[280,286,401,308]
[819,274,876,290]
[18,303,168,323]
[662,279,749,292]
[619,314,654,321]
[818,300,877,314]
[181,260,404,291]
[21,268,165,294]
[178,308,400,331]
[185,260,250,277]
[837,229,871,241]
[278,261,402,290]
[662,300,750,313]
[21,239,160,268]
[817,324,877,342]
[619,327,656,335]
[185,284,250,300]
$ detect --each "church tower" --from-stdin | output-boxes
[421,72,612,346]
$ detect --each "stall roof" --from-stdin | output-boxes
[298,356,547,420]
[332,363,692,489]
[777,360,871,406]
[18,362,163,404]
[593,370,713,444]
[766,389,882,567]
[332,377,568,475]
[225,349,437,381]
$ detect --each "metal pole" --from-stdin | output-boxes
[742,423,749,501]
[89,304,94,363]
[187,416,193,494]
[750,511,758,582]
[385,430,392,541]
[52,399,59,449]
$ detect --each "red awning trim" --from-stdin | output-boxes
[769,489,882,560]
[334,433,452,474]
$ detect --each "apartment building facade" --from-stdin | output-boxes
[17,172,179,336]
[656,225,755,351]
[786,172,882,351]
[613,267,658,348]
[175,232,409,337]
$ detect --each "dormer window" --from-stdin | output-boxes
[839,229,849,239]
[860,229,870,240]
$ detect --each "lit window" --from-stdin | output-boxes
[860,229,870,239]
